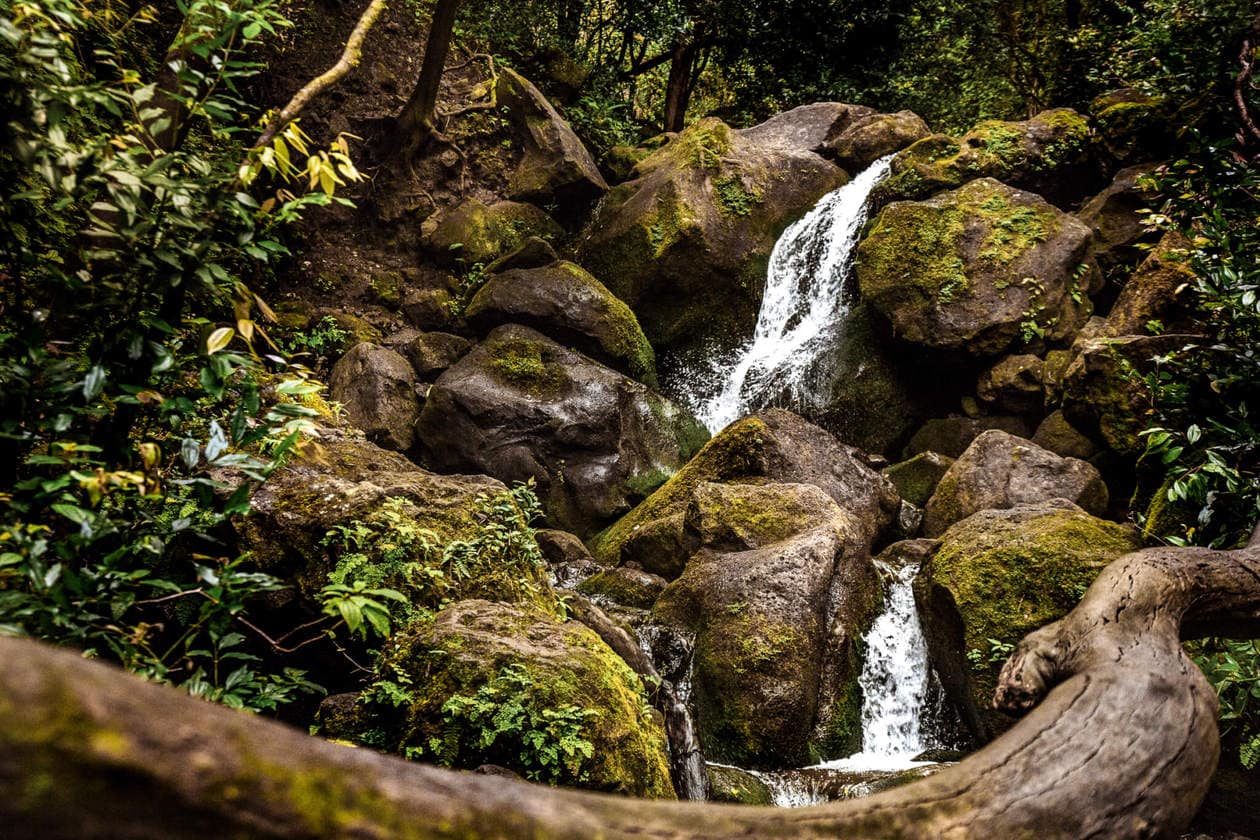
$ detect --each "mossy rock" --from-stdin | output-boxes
[707,764,774,805]
[875,108,1096,208]
[577,566,667,610]
[1090,89,1173,166]
[589,409,899,570]
[882,451,955,507]
[1060,333,1195,457]
[416,324,708,538]
[421,198,563,266]
[353,600,674,798]
[465,260,658,386]
[857,178,1094,357]
[236,431,560,617]
[652,483,872,767]
[915,504,1141,741]
[577,116,847,356]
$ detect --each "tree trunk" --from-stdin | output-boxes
[663,33,702,133]
[2,541,1258,839]
[396,0,465,142]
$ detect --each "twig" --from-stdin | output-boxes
[252,0,389,150]
[1234,32,1260,150]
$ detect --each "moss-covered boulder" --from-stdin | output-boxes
[923,430,1108,537]
[1031,410,1100,461]
[348,600,673,798]
[1090,89,1173,166]
[875,109,1096,208]
[903,414,1033,459]
[882,451,955,508]
[825,110,931,171]
[495,68,609,209]
[1102,231,1197,337]
[577,116,847,355]
[236,431,554,604]
[465,260,657,385]
[856,178,1095,357]
[590,409,900,572]
[421,198,563,266]
[328,343,420,452]
[707,764,774,805]
[1060,333,1195,457]
[577,566,668,610]
[651,482,878,768]
[914,504,1142,741]
[415,324,708,538]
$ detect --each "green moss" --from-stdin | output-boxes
[860,201,969,306]
[576,567,664,609]
[976,197,1057,264]
[369,271,403,307]
[715,175,763,218]
[485,336,569,396]
[678,119,732,169]
[622,467,674,500]
[707,765,774,805]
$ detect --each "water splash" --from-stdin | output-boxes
[694,155,895,432]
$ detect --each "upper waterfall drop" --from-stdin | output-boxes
[695,154,895,432]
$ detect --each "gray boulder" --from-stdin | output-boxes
[328,343,420,452]
[826,110,931,171]
[923,430,1109,536]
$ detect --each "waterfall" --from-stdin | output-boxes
[694,155,895,432]
[824,558,934,772]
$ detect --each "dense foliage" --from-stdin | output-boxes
[0,0,359,711]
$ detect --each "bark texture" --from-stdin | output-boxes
[1,542,1258,839]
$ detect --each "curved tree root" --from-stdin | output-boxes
[1,543,1257,839]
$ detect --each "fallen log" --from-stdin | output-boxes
[1,540,1258,839]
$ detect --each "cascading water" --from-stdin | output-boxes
[694,155,895,432]
[830,558,934,770]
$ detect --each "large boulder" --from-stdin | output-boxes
[923,430,1108,536]
[589,409,900,573]
[464,260,657,385]
[874,109,1096,208]
[1101,231,1197,337]
[857,178,1095,357]
[825,110,931,171]
[415,324,708,537]
[1060,333,1195,457]
[421,198,563,266]
[338,600,673,798]
[1090,89,1173,167]
[651,482,878,767]
[328,343,420,452]
[914,504,1142,741]
[236,431,522,600]
[736,102,874,152]
[495,68,608,209]
[1076,164,1160,272]
[577,116,848,355]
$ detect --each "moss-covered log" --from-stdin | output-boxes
[2,539,1259,838]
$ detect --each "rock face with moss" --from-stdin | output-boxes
[464,260,658,385]
[856,178,1095,357]
[415,324,708,537]
[1101,231,1197,337]
[914,503,1142,741]
[577,115,848,355]
[590,409,900,573]
[923,430,1109,537]
[236,430,509,599]
[343,599,672,798]
[651,482,879,768]
[328,343,421,452]
[495,68,609,210]
[1060,333,1195,457]
[874,109,1096,208]
[1090,89,1173,166]
[421,198,563,266]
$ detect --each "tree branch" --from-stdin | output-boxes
[252,0,390,150]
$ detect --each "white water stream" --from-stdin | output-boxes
[694,155,895,432]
